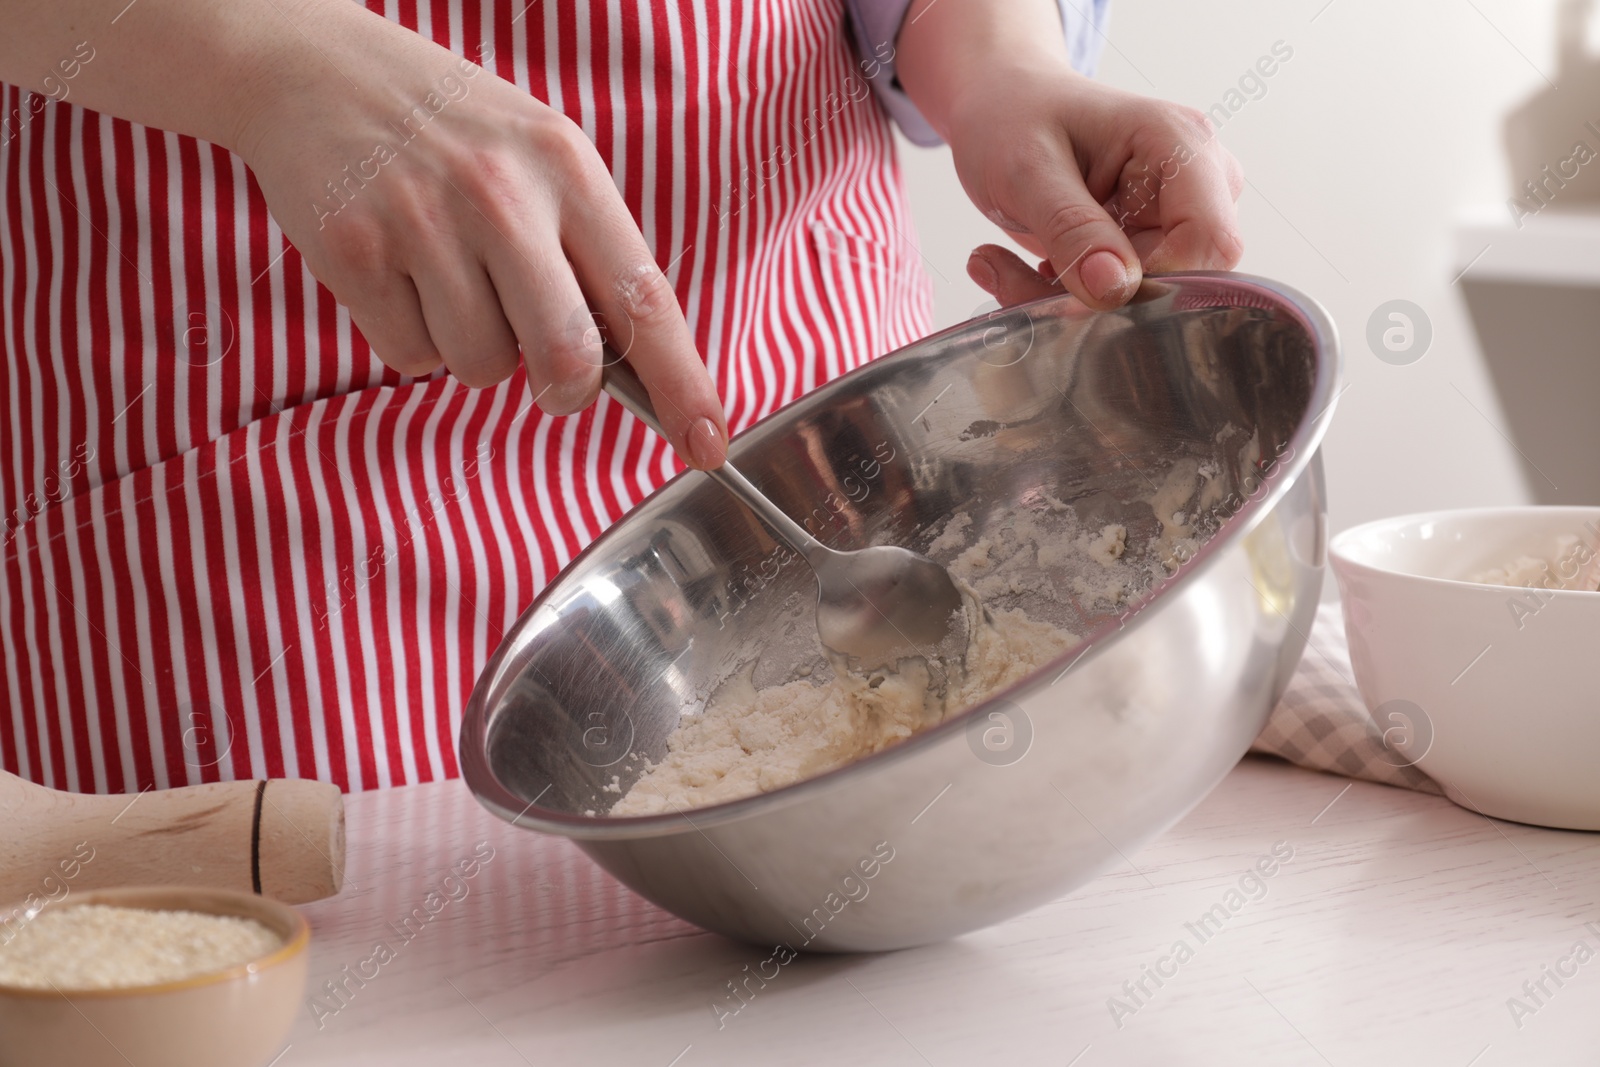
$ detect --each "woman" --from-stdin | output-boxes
[0,0,1242,794]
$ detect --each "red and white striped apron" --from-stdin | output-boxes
[0,0,930,794]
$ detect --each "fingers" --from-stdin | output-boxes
[294,101,723,470]
[1101,117,1245,274]
[411,251,523,388]
[481,238,603,417]
[341,273,444,378]
[1223,149,1245,201]
[997,143,1142,311]
[1138,138,1245,275]
[562,177,728,470]
[967,244,1061,307]
[301,215,447,379]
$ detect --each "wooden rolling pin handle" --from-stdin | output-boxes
[256,777,347,903]
[0,772,344,906]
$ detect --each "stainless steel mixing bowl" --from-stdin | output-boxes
[460,272,1339,952]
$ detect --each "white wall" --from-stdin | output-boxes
[895,0,1576,537]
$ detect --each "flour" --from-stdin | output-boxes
[613,502,1133,816]
[1468,534,1600,592]
[610,455,1232,816]
[0,906,281,989]
[927,511,973,555]
[610,593,1079,816]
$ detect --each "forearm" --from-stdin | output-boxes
[0,0,369,153]
[894,0,1073,140]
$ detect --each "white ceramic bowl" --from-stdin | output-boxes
[1330,506,1600,830]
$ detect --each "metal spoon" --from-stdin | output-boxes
[601,356,966,668]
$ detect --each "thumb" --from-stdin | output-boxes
[1004,166,1141,310]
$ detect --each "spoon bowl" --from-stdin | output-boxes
[601,357,968,668]
[814,543,969,667]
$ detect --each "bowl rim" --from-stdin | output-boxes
[0,886,310,999]
[460,270,1343,838]
[1329,505,1600,596]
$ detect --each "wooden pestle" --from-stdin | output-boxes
[0,771,344,906]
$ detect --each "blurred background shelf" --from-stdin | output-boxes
[1454,208,1600,506]
[1454,208,1600,286]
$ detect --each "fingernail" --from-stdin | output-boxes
[966,251,998,293]
[1081,250,1132,305]
[684,417,727,470]
[541,379,592,415]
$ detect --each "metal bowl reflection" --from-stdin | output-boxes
[460,272,1339,951]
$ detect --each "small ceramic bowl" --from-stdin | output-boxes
[1330,506,1600,830]
[0,887,309,1067]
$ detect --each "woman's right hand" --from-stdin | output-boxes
[228,1,729,468]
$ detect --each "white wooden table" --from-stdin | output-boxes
[281,757,1600,1067]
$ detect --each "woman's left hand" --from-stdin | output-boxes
[896,0,1245,310]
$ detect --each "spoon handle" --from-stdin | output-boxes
[600,354,827,559]
[596,348,669,439]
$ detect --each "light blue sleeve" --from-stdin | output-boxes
[843,0,1111,148]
